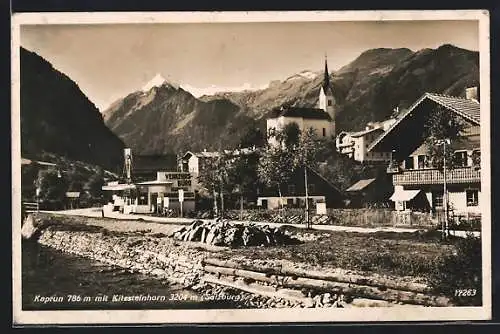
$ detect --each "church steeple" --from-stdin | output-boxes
[323,54,331,91]
[318,53,336,136]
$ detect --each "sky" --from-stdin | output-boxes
[20,20,479,111]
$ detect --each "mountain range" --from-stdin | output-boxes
[19,44,479,167]
[103,44,479,155]
[20,47,125,171]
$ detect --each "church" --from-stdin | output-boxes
[266,57,336,145]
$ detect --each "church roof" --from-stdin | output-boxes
[268,106,332,121]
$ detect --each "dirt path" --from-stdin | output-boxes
[43,211,183,236]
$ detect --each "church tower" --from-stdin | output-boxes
[318,55,336,136]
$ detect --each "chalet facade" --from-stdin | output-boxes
[256,167,345,210]
[368,89,481,215]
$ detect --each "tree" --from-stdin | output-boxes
[227,150,259,220]
[291,127,322,228]
[423,104,467,238]
[258,143,295,213]
[239,127,266,148]
[22,164,39,200]
[282,122,301,147]
[258,124,303,213]
[66,165,85,192]
[35,168,68,206]
[197,151,233,217]
[85,167,105,199]
[423,105,467,170]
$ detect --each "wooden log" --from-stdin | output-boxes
[203,264,450,307]
[202,258,430,294]
[204,265,275,284]
[202,274,313,304]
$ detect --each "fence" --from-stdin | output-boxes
[178,207,480,230]
[23,202,39,214]
[222,208,437,228]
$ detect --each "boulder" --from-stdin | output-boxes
[205,226,220,245]
[188,225,204,242]
[172,219,299,247]
[21,214,42,241]
[211,229,225,246]
[223,226,243,247]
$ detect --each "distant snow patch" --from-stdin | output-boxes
[181,82,269,97]
[141,73,181,92]
[284,70,320,82]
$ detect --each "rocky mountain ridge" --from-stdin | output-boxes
[102,44,479,155]
[20,47,125,171]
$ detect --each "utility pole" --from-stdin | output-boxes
[304,165,310,229]
[436,139,451,239]
[303,142,311,229]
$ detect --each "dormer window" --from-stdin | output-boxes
[404,156,414,170]
[454,151,468,167]
[327,100,332,106]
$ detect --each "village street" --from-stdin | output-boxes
[42,207,479,238]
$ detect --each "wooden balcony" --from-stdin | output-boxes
[393,166,480,185]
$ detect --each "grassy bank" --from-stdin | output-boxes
[30,213,482,306]
[219,228,453,279]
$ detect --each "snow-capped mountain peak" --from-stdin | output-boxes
[142,73,167,92]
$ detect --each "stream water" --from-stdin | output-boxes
[21,241,242,310]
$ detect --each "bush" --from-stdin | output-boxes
[449,215,481,232]
[428,234,482,306]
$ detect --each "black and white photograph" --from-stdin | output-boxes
[11,10,491,324]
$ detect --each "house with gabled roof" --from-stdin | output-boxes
[368,88,481,215]
[180,148,258,190]
[256,166,345,209]
[345,175,394,208]
[335,117,396,163]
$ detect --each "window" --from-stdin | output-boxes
[466,189,479,206]
[433,192,444,208]
[454,151,468,167]
[404,156,414,170]
[287,198,294,206]
[138,193,148,205]
[417,155,428,169]
[307,184,315,194]
[472,149,481,168]
[322,128,326,137]
[288,185,296,195]
[327,100,332,106]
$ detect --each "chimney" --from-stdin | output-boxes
[466,87,479,101]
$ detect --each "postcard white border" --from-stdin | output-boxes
[12,10,491,325]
